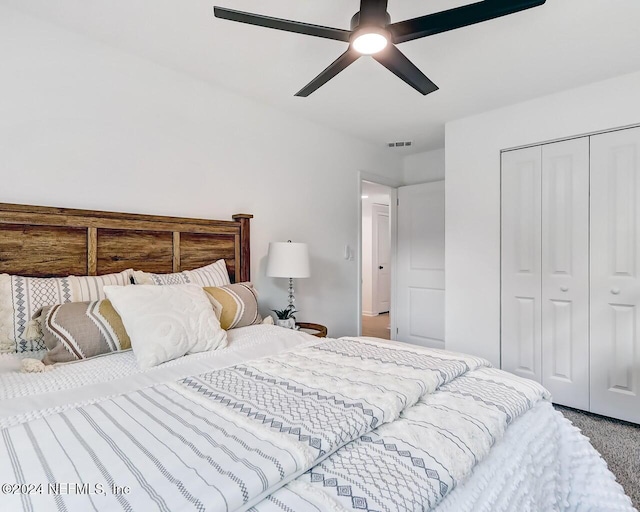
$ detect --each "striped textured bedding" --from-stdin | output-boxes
[249,365,547,512]
[0,325,314,424]
[0,334,634,512]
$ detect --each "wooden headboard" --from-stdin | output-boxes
[0,203,252,282]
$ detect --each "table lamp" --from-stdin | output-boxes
[266,241,310,311]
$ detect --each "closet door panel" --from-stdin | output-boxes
[591,126,640,423]
[541,138,590,409]
[501,147,542,382]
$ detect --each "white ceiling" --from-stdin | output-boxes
[4,0,640,152]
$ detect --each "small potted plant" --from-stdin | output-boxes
[272,305,298,329]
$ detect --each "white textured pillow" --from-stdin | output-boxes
[104,284,227,369]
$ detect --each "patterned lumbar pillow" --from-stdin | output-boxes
[0,269,134,353]
[133,259,231,287]
[203,282,263,330]
[104,284,227,369]
[33,300,131,365]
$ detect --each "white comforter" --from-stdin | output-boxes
[0,326,634,512]
[0,325,315,427]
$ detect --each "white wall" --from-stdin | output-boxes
[0,6,403,337]
[402,148,445,185]
[446,70,640,366]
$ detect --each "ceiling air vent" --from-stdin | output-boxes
[387,141,413,148]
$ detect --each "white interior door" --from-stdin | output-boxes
[541,138,590,409]
[501,146,542,382]
[373,204,391,313]
[396,181,445,348]
[590,126,640,424]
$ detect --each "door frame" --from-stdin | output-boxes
[357,172,398,339]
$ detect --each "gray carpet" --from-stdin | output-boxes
[555,405,640,510]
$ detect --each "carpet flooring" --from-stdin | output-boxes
[555,405,640,510]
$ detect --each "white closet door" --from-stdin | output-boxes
[591,126,640,424]
[501,147,542,382]
[541,138,590,409]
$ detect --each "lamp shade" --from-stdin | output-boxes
[266,242,310,278]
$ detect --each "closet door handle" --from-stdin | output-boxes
[611,288,621,295]
[560,286,569,292]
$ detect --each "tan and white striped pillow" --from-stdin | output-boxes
[133,260,231,288]
[34,299,131,365]
[203,282,263,330]
[0,269,133,353]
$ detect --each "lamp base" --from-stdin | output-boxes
[287,277,296,310]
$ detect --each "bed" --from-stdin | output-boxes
[0,203,634,512]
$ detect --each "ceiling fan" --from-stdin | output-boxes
[214,0,546,97]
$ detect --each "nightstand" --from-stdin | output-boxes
[296,322,327,338]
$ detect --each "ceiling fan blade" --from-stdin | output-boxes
[373,45,438,95]
[214,7,351,42]
[359,0,389,25]
[388,0,546,44]
[295,49,360,97]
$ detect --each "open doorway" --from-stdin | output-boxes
[361,181,392,339]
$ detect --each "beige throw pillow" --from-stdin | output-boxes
[34,300,131,365]
[0,269,133,353]
[203,282,263,330]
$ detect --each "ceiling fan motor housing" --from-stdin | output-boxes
[350,11,391,31]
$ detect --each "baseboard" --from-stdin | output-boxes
[362,311,377,317]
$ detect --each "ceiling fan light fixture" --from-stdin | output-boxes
[214,0,548,96]
[352,28,389,55]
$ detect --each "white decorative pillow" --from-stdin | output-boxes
[133,259,231,288]
[0,269,133,353]
[104,284,227,369]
